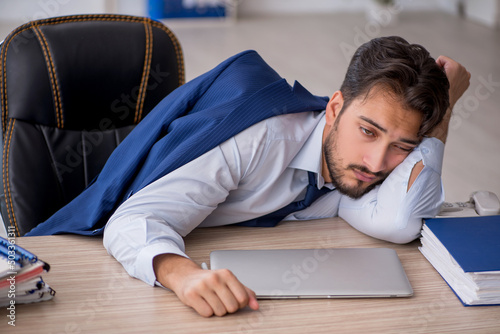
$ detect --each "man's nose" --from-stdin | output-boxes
[363,145,388,173]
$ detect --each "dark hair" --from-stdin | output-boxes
[339,36,450,137]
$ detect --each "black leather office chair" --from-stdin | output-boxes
[0,14,185,236]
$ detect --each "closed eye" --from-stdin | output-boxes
[394,144,415,152]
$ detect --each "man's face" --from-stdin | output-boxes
[321,88,423,199]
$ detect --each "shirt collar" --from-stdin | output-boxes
[288,111,332,189]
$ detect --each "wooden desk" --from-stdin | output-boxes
[2,218,499,333]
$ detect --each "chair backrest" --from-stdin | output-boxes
[0,14,184,236]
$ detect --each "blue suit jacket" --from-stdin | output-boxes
[27,50,329,236]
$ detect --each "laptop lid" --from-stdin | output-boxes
[210,248,413,298]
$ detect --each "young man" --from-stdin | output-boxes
[99,36,470,317]
[32,36,468,317]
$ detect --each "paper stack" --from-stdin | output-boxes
[419,215,500,306]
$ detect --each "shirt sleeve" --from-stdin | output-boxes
[338,137,445,244]
[103,143,242,286]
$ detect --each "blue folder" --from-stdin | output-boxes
[422,215,500,306]
[424,215,500,273]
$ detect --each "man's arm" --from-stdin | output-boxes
[431,55,472,144]
[103,142,259,317]
[407,56,471,190]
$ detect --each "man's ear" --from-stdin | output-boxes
[325,91,344,126]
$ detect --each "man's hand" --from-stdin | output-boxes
[430,56,471,143]
[436,55,471,109]
[153,253,259,317]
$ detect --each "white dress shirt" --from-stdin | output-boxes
[103,111,445,286]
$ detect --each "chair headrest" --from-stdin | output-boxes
[1,14,184,131]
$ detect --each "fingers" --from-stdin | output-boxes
[178,268,258,317]
[436,55,453,69]
[245,286,260,310]
[183,289,218,318]
[209,269,260,316]
[436,55,470,81]
[155,254,258,317]
[436,55,471,108]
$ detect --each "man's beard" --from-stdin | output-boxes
[323,126,387,199]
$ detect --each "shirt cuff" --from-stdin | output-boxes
[134,242,189,286]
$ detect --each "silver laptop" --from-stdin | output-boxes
[210,248,413,298]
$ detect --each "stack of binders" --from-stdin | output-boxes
[0,236,55,306]
[419,215,500,306]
